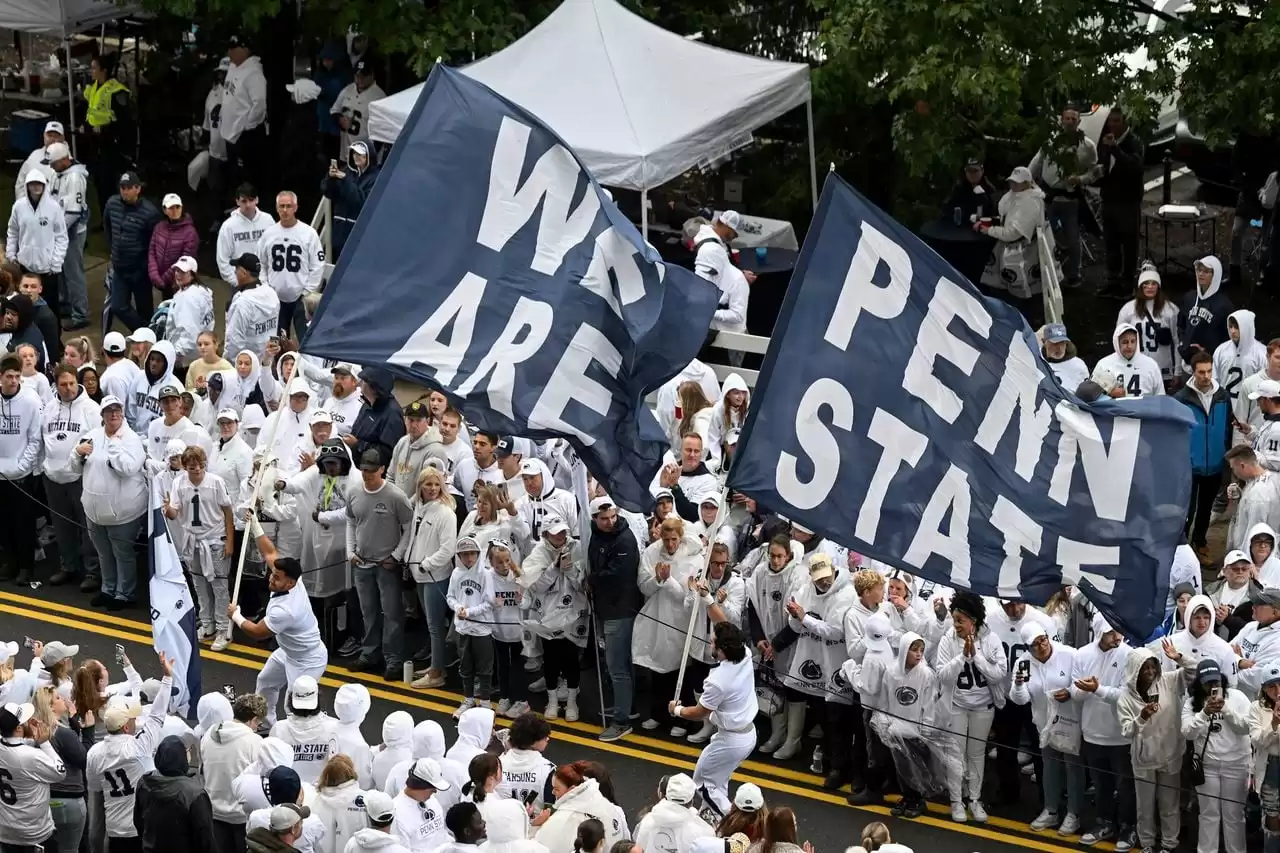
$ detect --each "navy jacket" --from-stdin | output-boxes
[587,521,641,621]
[1174,382,1233,476]
[104,194,162,278]
[321,162,380,256]
[350,367,404,467]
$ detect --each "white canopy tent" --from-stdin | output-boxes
[366,0,817,229]
[0,0,138,155]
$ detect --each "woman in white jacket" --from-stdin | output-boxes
[399,466,457,690]
[41,364,101,587]
[705,373,748,472]
[1249,664,1280,853]
[1116,641,1195,853]
[1182,658,1252,853]
[458,482,527,571]
[77,396,148,607]
[633,517,703,735]
[931,591,1008,824]
[535,764,627,853]
[482,798,549,853]
[521,521,587,721]
[746,535,802,754]
[310,753,366,853]
[1117,265,1180,380]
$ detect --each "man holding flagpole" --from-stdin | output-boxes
[229,513,328,725]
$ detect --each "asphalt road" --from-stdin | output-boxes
[0,580,1116,853]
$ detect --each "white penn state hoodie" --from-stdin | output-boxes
[217,207,275,285]
[41,386,100,483]
[1094,322,1165,399]
[0,384,43,479]
[1070,614,1132,746]
[1214,309,1269,442]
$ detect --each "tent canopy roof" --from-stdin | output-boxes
[0,0,134,34]
[367,0,810,190]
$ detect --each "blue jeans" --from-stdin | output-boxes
[354,563,404,666]
[1041,744,1085,817]
[49,796,85,853]
[63,229,88,325]
[1049,196,1081,280]
[417,578,451,672]
[1262,754,1280,853]
[87,516,142,601]
[602,617,635,724]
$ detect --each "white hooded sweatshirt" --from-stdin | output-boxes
[333,684,375,789]
[786,568,858,704]
[478,799,548,853]
[864,631,936,738]
[516,458,579,545]
[41,386,100,484]
[535,778,632,853]
[270,710,341,786]
[1008,622,1078,732]
[1167,594,1241,686]
[706,372,749,470]
[217,207,275,285]
[78,420,148,526]
[1117,646,1193,772]
[225,283,281,364]
[933,624,1009,712]
[1118,279,1181,377]
[1214,309,1268,442]
[232,737,300,814]
[166,280,215,364]
[220,54,267,144]
[6,176,68,273]
[1181,681,1253,763]
[746,555,801,670]
[521,537,588,647]
[200,719,264,824]
[263,375,317,475]
[1229,474,1280,555]
[312,778,367,853]
[1094,322,1165,398]
[445,707,494,770]
[633,534,703,674]
[345,829,411,853]
[629,796,715,853]
[383,722,466,811]
[1070,615,1132,746]
[127,340,179,433]
[371,711,414,793]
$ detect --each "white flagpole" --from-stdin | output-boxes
[230,403,288,607]
[671,486,732,704]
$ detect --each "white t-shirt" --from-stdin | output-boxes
[699,656,756,732]
[265,582,328,671]
[1218,583,1249,609]
[324,393,363,437]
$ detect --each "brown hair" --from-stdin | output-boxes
[759,807,798,853]
[0,261,21,296]
[64,336,97,366]
[53,361,79,382]
[181,446,208,467]
[1227,445,1258,465]
[721,384,748,437]
[465,752,500,802]
[316,753,357,789]
[552,763,585,790]
[473,482,504,523]
[860,821,891,851]
[718,805,768,841]
[72,660,107,718]
[677,381,712,440]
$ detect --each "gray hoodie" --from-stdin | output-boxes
[389,426,449,496]
[200,719,264,824]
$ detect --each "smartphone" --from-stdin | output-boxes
[114,644,126,666]
[1017,659,1031,679]
[22,637,34,649]
[1211,685,1222,700]
[222,684,237,700]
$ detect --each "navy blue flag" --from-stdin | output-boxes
[302,65,718,511]
[728,174,1194,638]
[149,478,200,716]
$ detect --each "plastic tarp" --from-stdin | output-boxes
[366,0,811,190]
[0,0,134,34]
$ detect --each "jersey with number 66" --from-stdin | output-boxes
[331,81,386,155]
[0,739,66,845]
[258,221,325,303]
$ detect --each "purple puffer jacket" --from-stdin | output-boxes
[148,213,199,296]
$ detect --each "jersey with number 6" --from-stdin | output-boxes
[332,81,386,155]
[258,221,325,303]
[86,686,170,838]
[0,739,66,845]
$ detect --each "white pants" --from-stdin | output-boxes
[939,704,995,803]
[692,727,757,814]
[1134,762,1181,851]
[1198,757,1248,853]
[257,648,328,726]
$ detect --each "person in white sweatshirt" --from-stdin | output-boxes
[628,773,714,853]
[1215,309,1269,444]
[344,789,410,853]
[1248,664,1280,853]
[382,721,467,811]
[0,354,46,584]
[1009,622,1083,835]
[270,675,341,786]
[41,363,101,587]
[520,518,588,722]
[448,531,497,717]
[372,711,415,793]
[127,340,179,434]
[259,193,325,340]
[1236,588,1280,697]
[399,467,457,690]
[147,381,213,464]
[262,376,317,476]
[6,170,68,286]
[1117,641,1195,853]
[1182,658,1252,853]
[485,541,527,716]
[217,187,275,287]
[1227,444,1280,554]
[164,256,214,367]
[202,693,267,852]
[331,684,374,789]
[1071,613,1136,847]
[221,40,268,193]
[1117,265,1180,380]
[1166,594,1241,687]
[313,753,367,853]
[445,708,495,772]
[224,255,281,364]
[477,798,543,853]
[1095,322,1166,399]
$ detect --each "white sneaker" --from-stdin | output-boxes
[564,690,580,722]
[670,726,688,738]
[505,701,531,719]
[452,697,476,719]
[687,721,715,744]
[641,718,661,731]
[524,658,542,671]
[987,747,997,760]
[950,802,967,823]
[545,697,560,721]
[198,627,215,642]
[968,801,988,823]
[1030,809,1058,831]
[1022,763,1036,776]
[527,677,547,693]
[556,680,568,701]
[497,698,512,715]
[1056,813,1080,836]
[1017,750,1032,766]
[210,633,230,652]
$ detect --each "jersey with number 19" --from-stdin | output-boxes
[0,738,66,845]
[86,677,172,838]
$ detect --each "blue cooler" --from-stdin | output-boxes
[9,109,52,155]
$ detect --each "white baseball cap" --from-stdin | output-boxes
[733,782,764,811]
[41,641,79,666]
[290,675,319,710]
[1250,379,1280,400]
[102,331,128,354]
[589,496,614,516]
[216,408,240,423]
[103,700,143,731]
[268,804,309,831]
[406,757,451,791]
[715,210,742,234]
[362,790,395,823]
[1008,165,1035,183]
[308,409,333,425]
[162,192,183,209]
[1225,549,1251,567]
[0,641,18,666]
[665,773,696,804]
[45,142,69,162]
[518,458,541,476]
[44,120,64,135]
[863,613,893,652]
[1020,621,1050,645]
[100,395,125,411]
[543,515,570,536]
[127,327,157,344]
[171,255,198,274]
[0,702,34,729]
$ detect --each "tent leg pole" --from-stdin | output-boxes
[641,188,648,241]
[806,98,818,211]
[65,36,77,158]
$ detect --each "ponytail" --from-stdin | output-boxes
[574,818,605,853]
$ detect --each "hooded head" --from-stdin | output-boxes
[1112,322,1139,362]
[520,456,556,499]
[283,374,314,413]
[896,631,925,674]
[1194,256,1223,301]
[3,294,34,332]
[194,692,233,738]
[359,367,393,402]
[333,683,370,726]
[456,706,496,749]
[254,737,295,774]
[1250,522,1277,567]
[145,341,177,385]
[1184,593,1217,639]
[381,711,414,749]
[1123,646,1162,701]
[411,720,446,760]
[1229,309,1258,349]
[482,799,531,844]
[154,735,191,777]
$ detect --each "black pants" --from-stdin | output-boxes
[645,667,679,725]
[277,299,307,341]
[495,639,527,703]
[106,837,141,853]
[813,699,856,779]
[1186,471,1223,549]
[678,658,712,708]
[1102,199,1142,287]
[859,700,892,792]
[992,698,1043,805]
[211,820,246,853]
[0,477,37,577]
[107,268,152,332]
[226,125,269,203]
[89,140,123,219]
[1,834,57,853]
[542,638,580,691]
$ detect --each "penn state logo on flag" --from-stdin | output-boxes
[301,65,719,511]
[148,477,201,715]
[728,174,1194,639]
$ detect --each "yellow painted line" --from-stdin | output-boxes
[0,594,1106,853]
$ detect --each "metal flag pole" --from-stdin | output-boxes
[671,486,732,704]
[230,404,288,607]
[569,451,611,729]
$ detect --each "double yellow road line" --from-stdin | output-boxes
[0,589,1109,852]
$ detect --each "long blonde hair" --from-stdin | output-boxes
[316,753,357,790]
[473,482,504,524]
[32,686,61,729]
[677,381,712,439]
[416,466,456,511]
